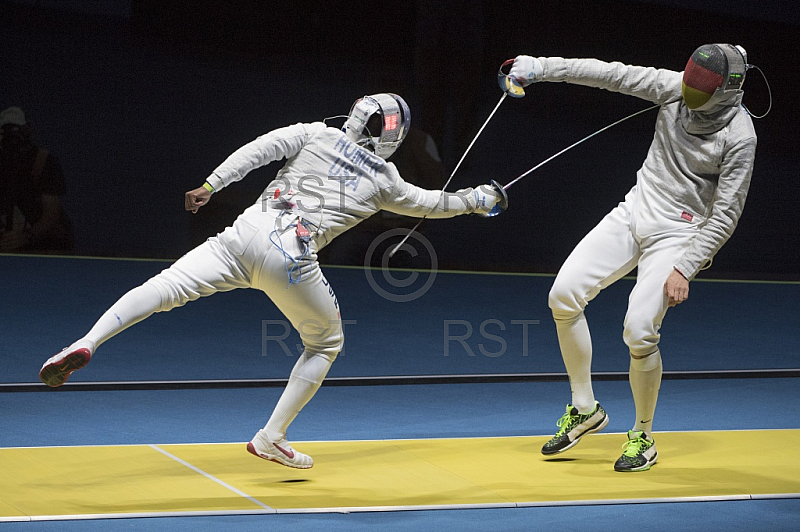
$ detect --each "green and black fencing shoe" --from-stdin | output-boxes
[541,401,609,455]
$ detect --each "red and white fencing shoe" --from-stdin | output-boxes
[246,430,313,469]
[39,341,94,387]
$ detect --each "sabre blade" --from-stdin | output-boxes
[389,92,509,258]
[503,104,660,190]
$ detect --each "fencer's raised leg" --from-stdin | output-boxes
[40,237,248,387]
[83,283,163,348]
[551,311,595,413]
[39,283,163,387]
[542,200,640,455]
[548,198,640,413]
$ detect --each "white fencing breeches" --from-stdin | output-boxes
[549,187,698,358]
[145,205,344,360]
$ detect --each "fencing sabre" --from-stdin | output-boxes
[388,60,523,257]
[502,104,660,190]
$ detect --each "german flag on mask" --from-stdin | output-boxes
[682,45,727,110]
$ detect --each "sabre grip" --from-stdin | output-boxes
[476,180,509,218]
[498,59,525,98]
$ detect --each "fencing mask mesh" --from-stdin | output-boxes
[682,44,747,110]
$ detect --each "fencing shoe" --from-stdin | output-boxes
[614,430,658,472]
[247,429,313,469]
[541,401,609,455]
[39,340,94,387]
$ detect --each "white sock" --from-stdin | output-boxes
[82,283,163,351]
[630,349,662,435]
[554,311,595,413]
[264,351,333,441]
[570,382,596,414]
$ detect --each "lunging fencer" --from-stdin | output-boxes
[509,45,758,471]
[39,93,504,469]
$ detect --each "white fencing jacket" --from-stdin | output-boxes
[206,123,477,251]
[537,57,757,279]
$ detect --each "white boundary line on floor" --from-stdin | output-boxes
[148,444,274,511]
[2,494,799,522]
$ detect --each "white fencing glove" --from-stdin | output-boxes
[509,55,544,87]
[472,183,506,217]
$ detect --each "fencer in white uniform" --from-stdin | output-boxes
[509,45,757,471]
[39,93,503,469]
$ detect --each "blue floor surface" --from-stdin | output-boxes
[3,255,800,385]
[4,379,798,447]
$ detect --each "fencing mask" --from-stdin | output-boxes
[343,93,410,159]
[682,44,747,111]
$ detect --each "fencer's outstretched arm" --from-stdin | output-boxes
[380,179,501,218]
[511,56,681,105]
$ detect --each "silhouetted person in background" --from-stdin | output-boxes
[0,107,73,253]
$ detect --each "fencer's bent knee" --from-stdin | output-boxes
[144,278,179,312]
[623,315,661,357]
[551,308,585,327]
[549,278,585,319]
[296,319,343,362]
[304,344,341,363]
[145,275,197,312]
[625,334,660,358]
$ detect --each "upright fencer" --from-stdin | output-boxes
[39,93,504,469]
[509,45,758,471]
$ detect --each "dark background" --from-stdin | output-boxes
[2,0,797,279]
